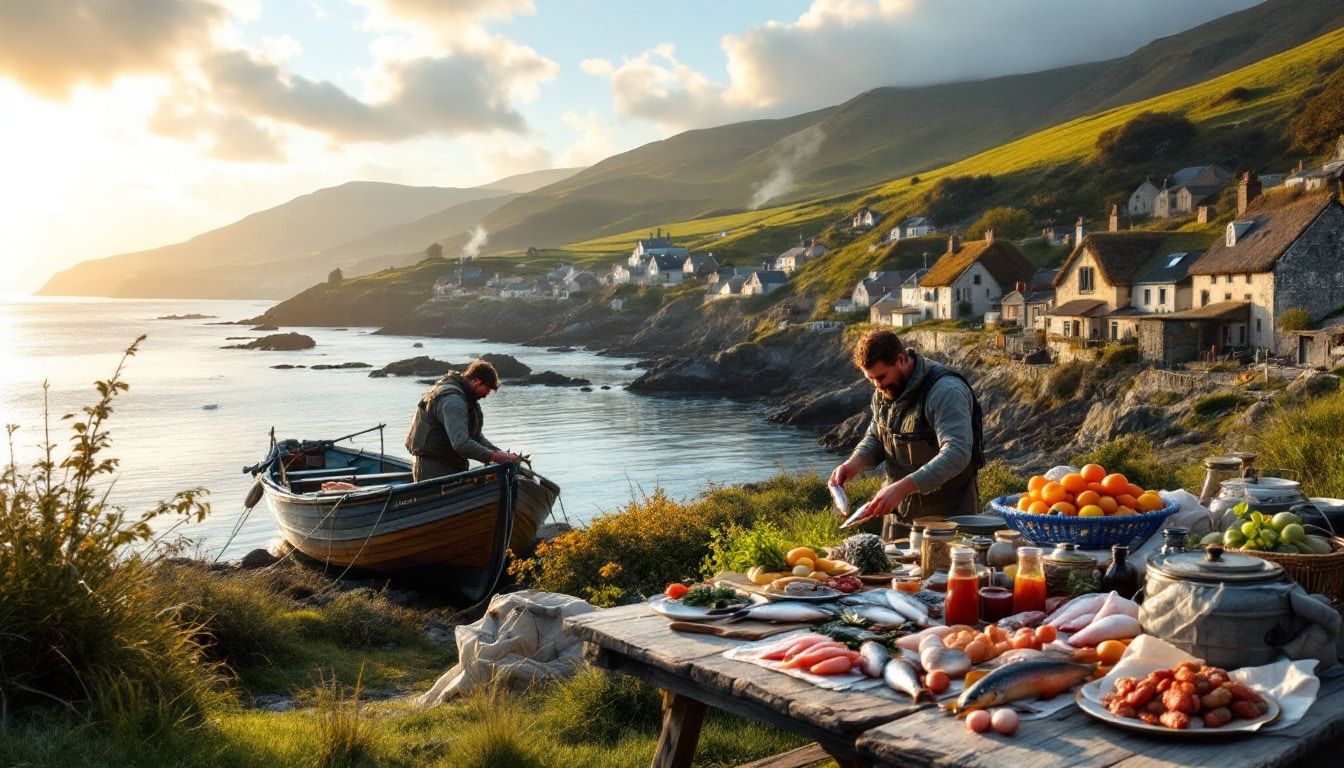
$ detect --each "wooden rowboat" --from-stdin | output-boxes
[247,429,560,603]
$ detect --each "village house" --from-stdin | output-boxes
[1129,251,1200,315]
[1284,136,1344,191]
[1139,180,1344,363]
[607,263,634,285]
[1000,284,1055,330]
[1047,230,1170,343]
[851,270,910,309]
[707,275,749,300]
[1128,179,1159,217]
[851,208,883,230]
[1153,165,1230,219]
[681,253,720,279]
[645,253,687,285]
[918,232,1037,321]
[1288,323,1344,368]
[772,240,829,273]
[889,216,936,241]
[741,270,788,296]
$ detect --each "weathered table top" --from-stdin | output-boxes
[564,601,1344,768]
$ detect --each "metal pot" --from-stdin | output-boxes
[1207,477,1308,531]
[1141,545,1293,668]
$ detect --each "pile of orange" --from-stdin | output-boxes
[1015,463,1165,517]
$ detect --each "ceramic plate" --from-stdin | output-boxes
[647,594,748,622]
[1075,679,1280,736]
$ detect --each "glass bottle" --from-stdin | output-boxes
[944,548,981,627]
[1012,546,1047,614]
[1099,545,1139,600]
[920,523,956,577]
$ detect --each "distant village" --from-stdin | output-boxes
[437,143,1344,370]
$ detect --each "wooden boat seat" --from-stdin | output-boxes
[288,471,413,493]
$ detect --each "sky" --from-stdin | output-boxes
[0,0,1265,297]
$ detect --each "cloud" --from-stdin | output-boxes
[750,124,826,210]
[593,0,1264,132]
[480,139,554,179]
[0,0,227,99]
[559,111,617,168]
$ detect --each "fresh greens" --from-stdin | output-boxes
[676,585,747,609]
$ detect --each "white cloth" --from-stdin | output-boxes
[418,589,595,706]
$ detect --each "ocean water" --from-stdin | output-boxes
[0,297,840,560]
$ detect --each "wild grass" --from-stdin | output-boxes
[1251,390,1344,498]
[1069,434,1181,493]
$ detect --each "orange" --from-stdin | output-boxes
[1136,491,1165,512]
[1050,501,1077,517]
[1016,494,1033,511]
[1075,490,1100,508]
[1100,473,1129,496]
[1087,482,1106,494]
[1027,500,1050,514]
[1060,473,1088,495]
[1097,639,1129,666]
[1116,505,1136,516]
[1116,493,1137,510]
[1127,482,1145,498]
[1027,475,1048,493]
[1097,495,1119,515]
[1080,463,1106,483]
[1078,504,1105,517]
[1041,481,1067,505]
[1026,488,1043,503]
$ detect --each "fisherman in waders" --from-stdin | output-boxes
[405,360,523,482]
[829,329,984,539]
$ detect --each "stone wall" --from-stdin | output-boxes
[1276,204,1344,346]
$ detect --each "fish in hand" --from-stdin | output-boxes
[829,482,849,517]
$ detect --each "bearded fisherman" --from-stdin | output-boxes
[405,359,522,481]
[830,329,983,538]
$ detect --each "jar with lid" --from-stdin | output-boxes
[968,536,993,567]
[944,549,981,626]
[1012,546,1046,614]
[987,530,1023,569]
[1159,527,1190,555]
[1198,456,1243,508]
[1207,477,1306,531]
[1043,542,1097,597]
[1099,545,1140,600]
[920,522,957,576]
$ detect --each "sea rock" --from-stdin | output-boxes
[240,549,279,569]
[311,362,372,370]
[1286,371,1339,399]
[370,354,532,379]
[224,332,315,351]
[514,371,591,387]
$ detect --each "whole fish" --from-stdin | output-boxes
[728,601,838,624]
[841,590,931,627]
[1044,593,1107,628]
[840,501,871,529]
[1090,591,1140,622]
[828,483,849,517]
[858,640,894,678]
[1065,614,1141,647]
[881,590,933,626]
[847,603,913,628]
[996,611,1046,631]
[918,636,973,678]
[948,658,1096,714]
[883,656,935,703]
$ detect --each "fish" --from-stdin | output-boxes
[858,640,894,678]
[1065,614,1142,647]
[918,636,973,678]
[882,590,933,626]
[896,625,953,652]
[883,656,935,703]
[996,611,1046,631]
[1090,591,1139,622]
[1044,593,1107,628]
[846,604,914,628]
[829,483,849,517]
[839,501,871,529]
[948,658,1096,714]
[1059,612,1098,633]
[727,601,838,624]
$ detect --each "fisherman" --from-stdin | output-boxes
[830,329,982,537]
[405,359,523,481]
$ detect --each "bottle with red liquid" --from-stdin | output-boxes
[1013,546,1047,614]
[944,548,980,627]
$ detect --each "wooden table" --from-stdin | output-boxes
[564,602,1344,768]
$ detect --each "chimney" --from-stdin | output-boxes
[1015,281,1026,293]
[1238,171,1262,216]
[948,233,960,253]
[1075,217,1087,245]
[1197,206,1213,224]
[1109,205,1119,232]
[985,229,995,244]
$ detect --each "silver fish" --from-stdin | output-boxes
[839,501,871,529]
[847,604,913,628]
[882,590,933,626]
[729,601,837,624]
[882,656,934,703]
[858,640,893,678]
[839,591,891,608]
[828,483,849,517]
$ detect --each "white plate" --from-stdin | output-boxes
[647,594,748,622]
[1075,678,1280,736]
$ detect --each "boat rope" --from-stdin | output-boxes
[327,486,395,583]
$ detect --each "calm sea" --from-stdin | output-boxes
[0,297,839,560]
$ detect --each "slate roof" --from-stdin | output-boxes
[920,239,1036,289]
[1047,299,1109,317]
[1132,251,1201,285]
[1002,289,1054,305]
[1147,301,1252,321]
[1053,232,1170,288]
[1189,190,1338,276]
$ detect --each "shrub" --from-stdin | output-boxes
[977,459,1025,505]
[312,587,419,649]
[0,337,223,729]
[1289,65,1344,157]
[966,207,1033,240]
[1045,361,1086,403]
[1094,111,1197,166]
[1069,434,1181,492]
[1277,308,1311,332]
[1191,392,1253,421]
[924,174,996,224]
[160,562,301,670]
[538,667,662,745]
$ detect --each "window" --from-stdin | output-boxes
[1224,293,1232,301]
[973,274,982,285]
[1244,294,1252,301]
[1257,319,1262,333]
[1200,290,1209,306]
[1211,275,1217,284]
[1245,274,1252,284]
[1144,288,1151,304]
[1159,288,1167,305]
[1110,321,1118,340]
[1079,267,1095,293]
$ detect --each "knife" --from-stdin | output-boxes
[667,621,801,639]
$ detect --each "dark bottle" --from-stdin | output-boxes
[1100,545,1139,600]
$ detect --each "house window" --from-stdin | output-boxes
[1159,288,1167,305]
[1239,326,1245,345]
[1211,275,1217,284]
[1144,288,1151,305]
[1224,293,1231,301]
[1111,321,1118,340]
[1257,319,1262,333]
[1245,274,1251,284]
[973,274,982,285]
[1200,290,1209,306]
[1244,294,1252,301]
[1079,267,1095,293]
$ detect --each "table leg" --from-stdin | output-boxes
[652,689,708,768]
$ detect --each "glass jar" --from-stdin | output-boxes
[944,549,980,626]
[1100,545,1140,600]
[1012,546,1046,614]
[987,530,1023,569]
[979,586,1014,623]
[1198,455,1243,508]
[1043,542,1096,597]
[1160,527,1190,555]
[969,536,993,567]
[920,523,957,576]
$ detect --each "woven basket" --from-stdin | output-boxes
[988,494,1177,549]
[1243,536,1344,604]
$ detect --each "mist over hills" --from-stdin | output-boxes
[38,0,1344,300]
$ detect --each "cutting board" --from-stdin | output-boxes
[667,621,802,640]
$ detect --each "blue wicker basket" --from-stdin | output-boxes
[987,493,1178,549]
